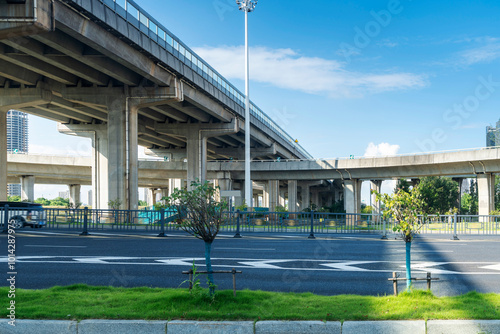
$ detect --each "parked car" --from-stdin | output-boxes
[0,201,47,229]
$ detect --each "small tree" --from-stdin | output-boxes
[373,187,426,289]
[162,180,228,296]
[108,198,122,210]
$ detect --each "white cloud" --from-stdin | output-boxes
[193,45,428,98]
[363,142,400,157]
[454,37,500,66]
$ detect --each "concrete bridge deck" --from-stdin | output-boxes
[0,0,311,209]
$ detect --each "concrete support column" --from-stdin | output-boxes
[127,102,139,211]
[186,132,207,188]
[268,180,279,212]
[0,110,6,200]
[69,184,81,207]
[147,188,156,207]
[20,176,35,202]
[262,182,269,208]
[288,180,298,213]
[370,180,383,216]
[107,97,139,210]
[477,173,495,216]
[168,179,182,196]
[156,119,238,191]
[92,128,108,210]
[253,194,259,208]
[279,188,286,207]
[161,188,168,199]
[344,179,362,214]
[299,184,310,211]
[452,177,464,210]
[311,188,320,209]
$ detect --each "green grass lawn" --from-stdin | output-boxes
[1,285,499,321]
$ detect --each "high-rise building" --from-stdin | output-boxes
[7,110,29,197]
[486,119,500,147]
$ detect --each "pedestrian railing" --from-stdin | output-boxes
[1,205,499,237]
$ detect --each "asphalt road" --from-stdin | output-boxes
[1,230,500,296]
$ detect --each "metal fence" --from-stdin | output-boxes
[1,205,499,237]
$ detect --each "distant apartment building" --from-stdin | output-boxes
[7,110,29,197]
[486,119,500,147]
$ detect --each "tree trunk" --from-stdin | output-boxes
[406,240,412,289]
[205,241,215,296]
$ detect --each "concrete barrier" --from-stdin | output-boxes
[427,320,500,334]
[1,319,499,333]
[255,320,341,333]
[342,320,426,334]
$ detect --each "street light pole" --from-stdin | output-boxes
[236,0,258,209]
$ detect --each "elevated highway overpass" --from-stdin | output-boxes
[0,0,311,209]
[7,147,500,215]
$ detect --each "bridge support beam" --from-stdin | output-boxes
[344,179,362,214]
[299,183,310,211]
[155,119,238,189]
[20,175,35,202]
[147,188,157,207]
[370,180,382,216]
[477,173,495,216]
[168,179,182,196]
[452,177,464,210]
[288,180,298,213]
[268,180,279,212]
[0,110,6,200]
[69,184,81,207]
[58,123,108,210]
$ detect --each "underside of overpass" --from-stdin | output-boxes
[0,0,312,209]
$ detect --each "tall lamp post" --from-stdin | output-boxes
[236,0,258,209]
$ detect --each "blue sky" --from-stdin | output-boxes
[28,0,500,200]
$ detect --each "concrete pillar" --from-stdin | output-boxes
[311,188,320,209]
[69,184,81,207]
[344,179,362,214]
[92,128,108,210]
[253,194,259,208]
[107,98,128,209]
[156,120,238,191]
[288,180,298,213]
[477,173,495,216]
[186,132,207,188]
[0,110,6,200]
[128,103,139,211]
[20,176,35,202]
[161,188,168,199]
[168,179,182,196]
[452,177,464,210]
[147,188,156,207]
[268,180,279,212]
[299,184,310,211]
[279,188,286,207]
[370,180,382,216]
[262,182,269,208]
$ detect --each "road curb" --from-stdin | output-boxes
[2,319,500,333]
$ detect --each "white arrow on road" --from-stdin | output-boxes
[320,261,379,271]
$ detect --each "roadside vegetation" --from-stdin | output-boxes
[1,285,499,321]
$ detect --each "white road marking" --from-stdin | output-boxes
[479,264,500,271]
[321,261,379,272]
[216,247,275,251]
[2,255,500,274]
[25,245,87,248]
